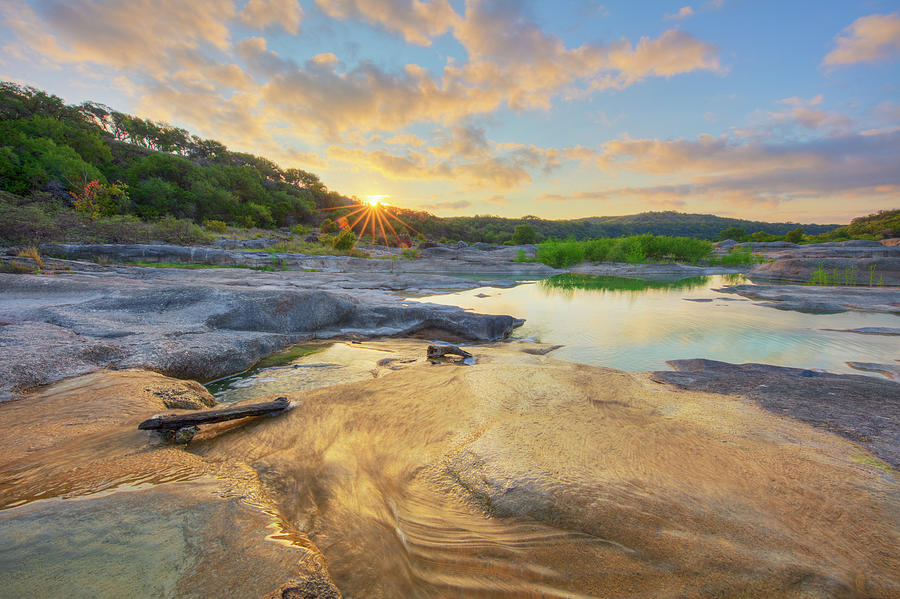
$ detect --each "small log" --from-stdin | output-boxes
[426,344,473,360]
[138,396,290,431]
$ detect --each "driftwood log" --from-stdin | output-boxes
[426,344,473,361]
[138,396,291,443]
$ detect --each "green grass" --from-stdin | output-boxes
[807,263,885,286]
[709,247,764,266]
[852,455,893,471]
[536,234,713,268]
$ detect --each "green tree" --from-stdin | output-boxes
[784,228,804,243]
[719,226,746,241]
[512,223,537,244]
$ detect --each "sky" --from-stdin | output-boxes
[1,0,899,224]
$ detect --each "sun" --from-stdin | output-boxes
[365,194,389,206]
[319,195,420,248]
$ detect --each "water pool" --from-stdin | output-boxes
[414,275,899,376]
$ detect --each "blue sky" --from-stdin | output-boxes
[1,0,898,223]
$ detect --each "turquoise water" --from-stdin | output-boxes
[415,275,899,376]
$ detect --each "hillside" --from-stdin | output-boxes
[0,81,355,244]
[398,211,840,243]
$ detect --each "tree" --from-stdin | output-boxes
[784,228,804,243]
[512,224,537,244]
[719,226,746,241]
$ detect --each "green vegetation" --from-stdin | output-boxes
[408,211,841,244]
[809,209,899,242]
[0,81,358,244]
[709,247,764,266]
[536,235,713,268]
[851,455,893,472]
[541,274,710,293]
[807,263,885,286]
[331,229,357,251]
[512,224,537,244]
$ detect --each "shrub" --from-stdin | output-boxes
[784,228,804,243]
[401,248,420,260]
[583,238,615,262]
[290,223,308,236]
[17,246,43,269]
[537,238,584,268]
[512,224,537,245]
[710,247,762,266]
[204,219,227,233]
[320,218,337,233]
[332,229,356,250]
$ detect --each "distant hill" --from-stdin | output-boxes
[815,209,899,240]
[397,211,841,243]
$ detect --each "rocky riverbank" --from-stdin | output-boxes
[1,342,897,598]
[0,268,522,401]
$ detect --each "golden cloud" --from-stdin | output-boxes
[824,13,900,66]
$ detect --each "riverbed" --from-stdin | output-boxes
[416,275,899,375]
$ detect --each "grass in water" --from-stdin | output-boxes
[807,262,885,286]
[536,235,713,268]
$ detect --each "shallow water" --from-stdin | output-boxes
[415,275,899,375]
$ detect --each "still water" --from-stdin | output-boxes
[415,275,899,376]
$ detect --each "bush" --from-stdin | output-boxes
[710,247,762,266]
[583,238,615,262]
[290,223,308,236]
[537,238,585,268]
[512,224,537,245]
[331,229,356,250]
[536,235,712,268]
[784,228,804,243]
[204,219,227,233]
[320,218,337,233]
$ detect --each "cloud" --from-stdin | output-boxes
[417,199,472,211]
[824,13,900,66]
[314,0,459,46]
[451,1,722,108]
[536,186,689,208]
[665,6,694,20]
[1,0,235,75]
[240,0,304,35]
[767,95,853,133]
[384,133,428,147]
[326,145,533,188]
[483,194,507,205]
[575,128,900,206]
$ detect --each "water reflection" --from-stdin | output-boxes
[416,275,899,375]
[540,274,711,294]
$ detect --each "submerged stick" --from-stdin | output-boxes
[138,396,290,431]
[426,344,473,360]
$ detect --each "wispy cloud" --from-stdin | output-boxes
[824,13,900,66]
[665,6,694,21]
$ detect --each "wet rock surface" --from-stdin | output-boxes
[652,358,900,468]
[0,270,522,400]
[2,342,898,598]
[746,241,900,284]
[42,242,559,276]
[716,283,900,313]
